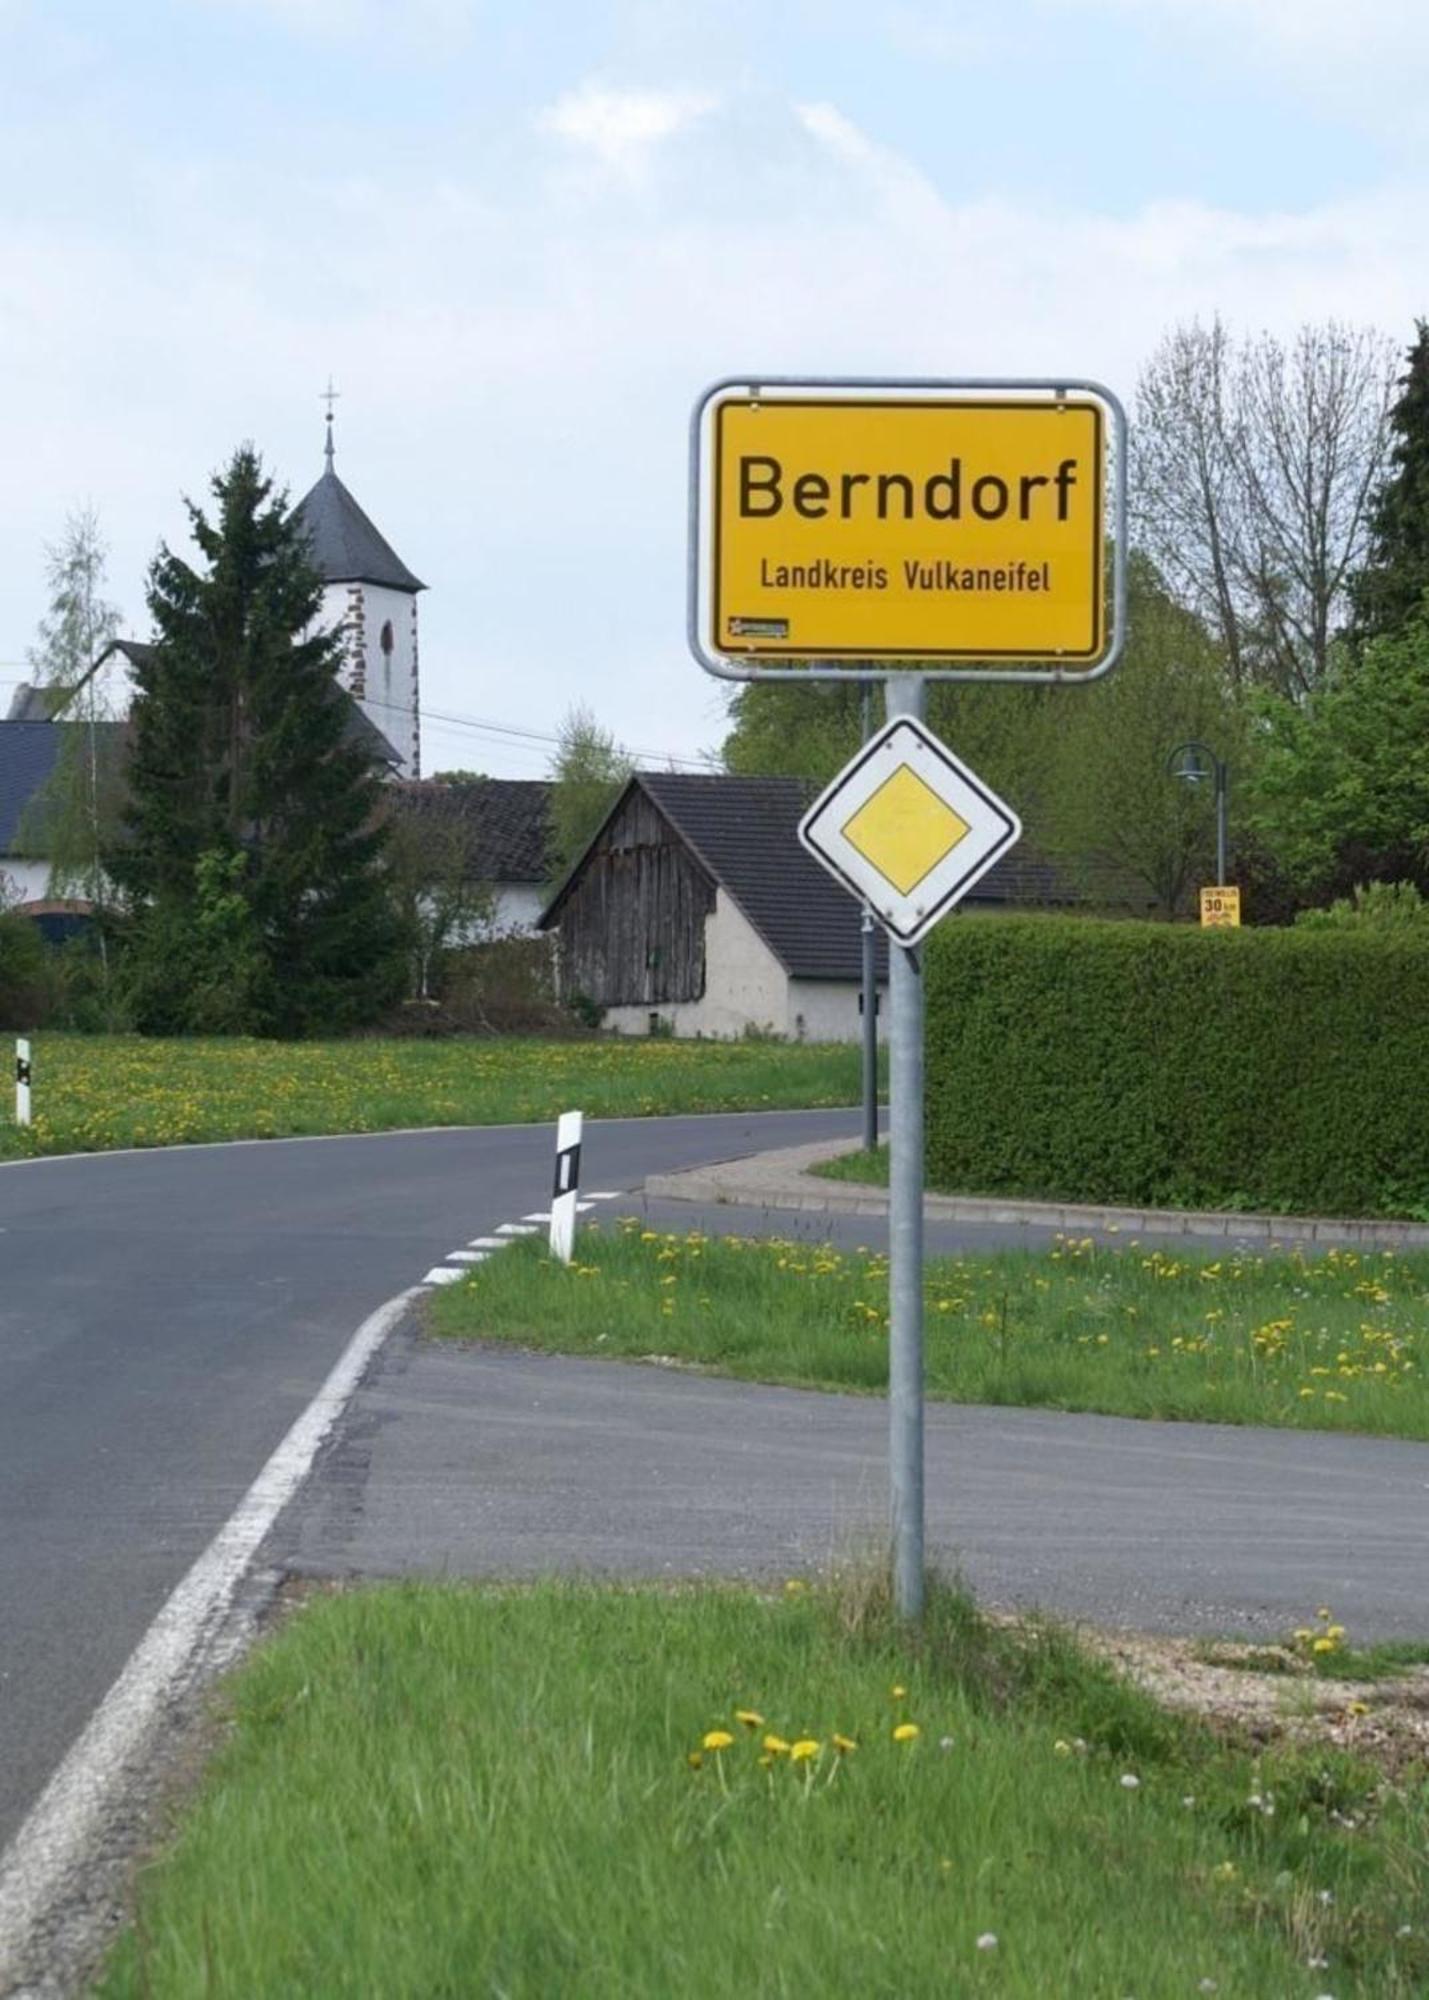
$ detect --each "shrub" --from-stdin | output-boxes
[0,912,56,1031]
[924,915,1429,1217]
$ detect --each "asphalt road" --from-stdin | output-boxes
[0,1107,858,1856]
[276,1323,1429,1642]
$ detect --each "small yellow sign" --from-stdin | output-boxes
[842,765,970,896]
[711,395,1104,664]
[1200,886,1241,928]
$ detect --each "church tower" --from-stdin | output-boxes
[292,398,424,778]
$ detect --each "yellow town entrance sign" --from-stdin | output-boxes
[690,383,1124,681]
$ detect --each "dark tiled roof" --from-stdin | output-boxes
[0,722,63,852]
[292,470,425,593]
[394,779,551,884]
[545,772,1105,981]
[341,701,402,769]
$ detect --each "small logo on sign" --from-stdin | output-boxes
[728,616,789,638]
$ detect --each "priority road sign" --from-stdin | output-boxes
[798,715,1021,946]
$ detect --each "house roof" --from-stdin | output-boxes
[394,778,551,884]
[292,469,425,593]
[541,771,1109,981]
[0,722,65,853]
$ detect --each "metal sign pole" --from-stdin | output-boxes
[884,674,926,1620]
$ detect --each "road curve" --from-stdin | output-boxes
[0,1107,859,1854]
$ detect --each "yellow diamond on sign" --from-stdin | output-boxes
[841,764,970,896]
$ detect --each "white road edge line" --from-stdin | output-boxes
[467,1237,509,1249]
[585,1192,622,1201]
[423,1267,465,1285]
[444,1251,487,1265]
[494,1223,539,1236]
[0,1284,422,1987]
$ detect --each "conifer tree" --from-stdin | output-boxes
[1348,321,1429,646]
[113,446,406,1034]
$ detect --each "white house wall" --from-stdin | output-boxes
[603,888,789,1038]
[1,859,53,907]
[786,977,887,1044]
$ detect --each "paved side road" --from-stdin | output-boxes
[272,1319,1429,1642]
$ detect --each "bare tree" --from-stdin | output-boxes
[1133,319,1247,686]
[1133,319,1397,696]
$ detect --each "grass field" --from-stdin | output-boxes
[97,1579,1428,1998]
[0,1034,867,1161]
[431,1219,1429,1438]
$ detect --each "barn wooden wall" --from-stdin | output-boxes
[555,792,713,1006]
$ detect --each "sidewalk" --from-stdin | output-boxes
[645,1137,1429,1249]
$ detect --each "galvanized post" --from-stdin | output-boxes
[1215,761,1229,889]
[860,684,879,1157]
[885,674,925,1620]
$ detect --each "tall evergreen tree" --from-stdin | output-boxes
[1347,321,1429,646]
[112,446,406,1035]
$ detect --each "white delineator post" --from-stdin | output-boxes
[15,1039,32,1129]
[549,1110,583,1264]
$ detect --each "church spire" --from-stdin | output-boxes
[321,375,340,474]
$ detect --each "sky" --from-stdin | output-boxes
[2,0,1428,777]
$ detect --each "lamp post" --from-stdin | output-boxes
[1167,740,1229,888]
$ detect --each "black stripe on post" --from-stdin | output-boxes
[15,1057,30,1086]
[553,1143,581,1197]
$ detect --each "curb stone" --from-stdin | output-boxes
[644,1137,1429,1250]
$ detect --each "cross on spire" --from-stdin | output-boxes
[321,375,341,471]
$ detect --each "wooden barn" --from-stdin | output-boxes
[540,773,890,1040]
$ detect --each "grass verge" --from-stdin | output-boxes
[0,1034,868,1161]
[813,1142,889,1187]
[98,1578,1427,1998]
[431,1220,1429,1438]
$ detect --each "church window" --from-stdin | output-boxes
[380,619,395,657]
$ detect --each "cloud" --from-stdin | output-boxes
[3,90,1426,772]
[536,80,719,179]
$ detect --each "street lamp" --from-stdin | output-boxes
[1166,740,1229,888]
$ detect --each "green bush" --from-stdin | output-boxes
[925,916,1429,1218]
[0,912,56,1031]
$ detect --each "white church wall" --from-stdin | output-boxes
[324,580,420,779]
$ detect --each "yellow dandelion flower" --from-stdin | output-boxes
[686,1751,703,1770]
[893,1722,921,1743]
[1053,1739,1072,1757]
[1347,1700,1369,1717]
[762,1734,790,1756]
[735,1709,764,1730]
[890,1684,907,1700]
[833,1733,858,1754]
[784,1578,807,1596]
[789,1738,821,1763]
[1312,1637,1335,1655]
[702,1729,735,1752]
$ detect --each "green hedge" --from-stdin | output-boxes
[924,916,1429,1219]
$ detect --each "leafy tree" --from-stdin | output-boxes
[721,672,1058,820]
[382,797,495,1001]
[1035,558,1241,917]
[112,446,406,1035]
[545,704,634,889]
[1246,610,1429,898]
[1347,321,1429,647]
[20,508,124,908]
